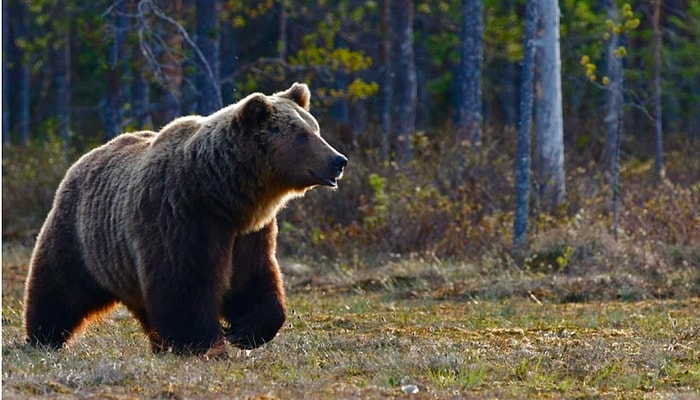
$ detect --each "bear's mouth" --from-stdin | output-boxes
[309,170,339,188]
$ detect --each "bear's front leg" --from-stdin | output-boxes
[143,274,223,355]
[222,220,286,349]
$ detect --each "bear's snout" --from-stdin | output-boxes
[333,155,348,177]
[308,152,347,188]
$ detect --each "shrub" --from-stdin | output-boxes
[2,138,72,239]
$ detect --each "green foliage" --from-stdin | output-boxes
[2,138,72,238]
[579,3,640,85]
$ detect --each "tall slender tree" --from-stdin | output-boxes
[17,0,31,146]
[393,0,417,164]
[151,0,184,122]
[379,0,393,161]
[127,0,152,129]
[53,0,71,150]
[513,0,538,257]
[652,0,664,180]
[195,0,222,115]
[605,0,624,238]
[457,0,484,144]
[131,65,153,129]
[604,0,623,174]
[278,1,288,61]
[534,0,565,211]
[106,0,128,140]
[2,0,10,145]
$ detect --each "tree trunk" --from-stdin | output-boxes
[513,0,538,257]
[604,0,622,173]
[2,0,10,145]
[653,0,665,180]
[604,0,625,238]
[53,0,71,150]
[195,0,221,115]
[131,42,153,130]
[379,0,392,161]
[393,0,416,165]
[278,1,287,61]
[17,1,30,146]
[160,0,184,122]
[534,0,565,212]
[219,17,237,106]
[457,0,484,144]
[105,1,127,141]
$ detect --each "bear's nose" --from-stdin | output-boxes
[333,155,348,175]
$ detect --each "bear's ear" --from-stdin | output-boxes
[275,82,311,110]
[238,93,273,127]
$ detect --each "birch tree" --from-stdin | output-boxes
[513,0,538,256]
[535,0,565,211]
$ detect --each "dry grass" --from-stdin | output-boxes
[2,243,699,399]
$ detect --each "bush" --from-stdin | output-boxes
[2,138,72,239]
[277,130,700,298]
[2,128,699,300]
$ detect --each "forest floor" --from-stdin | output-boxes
[2,242,699,399]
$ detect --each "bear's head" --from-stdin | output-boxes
[235,83,348,192]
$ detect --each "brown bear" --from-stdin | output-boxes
[23,83,347,354]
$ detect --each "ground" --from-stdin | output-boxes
[2,242,699,399]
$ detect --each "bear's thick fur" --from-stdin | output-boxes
[23,83,347,354]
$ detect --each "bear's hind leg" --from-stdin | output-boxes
[24,272,116,349]
[24,232,116,349]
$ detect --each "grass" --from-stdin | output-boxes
[2,243,699,399]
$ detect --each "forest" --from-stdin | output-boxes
[2,0,699,398]
[3,0,699,262]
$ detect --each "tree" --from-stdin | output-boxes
[513,0,538,256]
[604,0,623,175]
[53,0,71,150]
[17,0,31,145]
[131,51,153,129]
[379,0,392,161]
[135,0,186,122]
[277,1,287,61]
[393,0,416,164]
[534,0,565,212]
[2,0,9,145]
[106,0,128,140]
[456,0,484,144]
[195,0,222,115]
[652,0,664,180]
[604,3,631,238]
